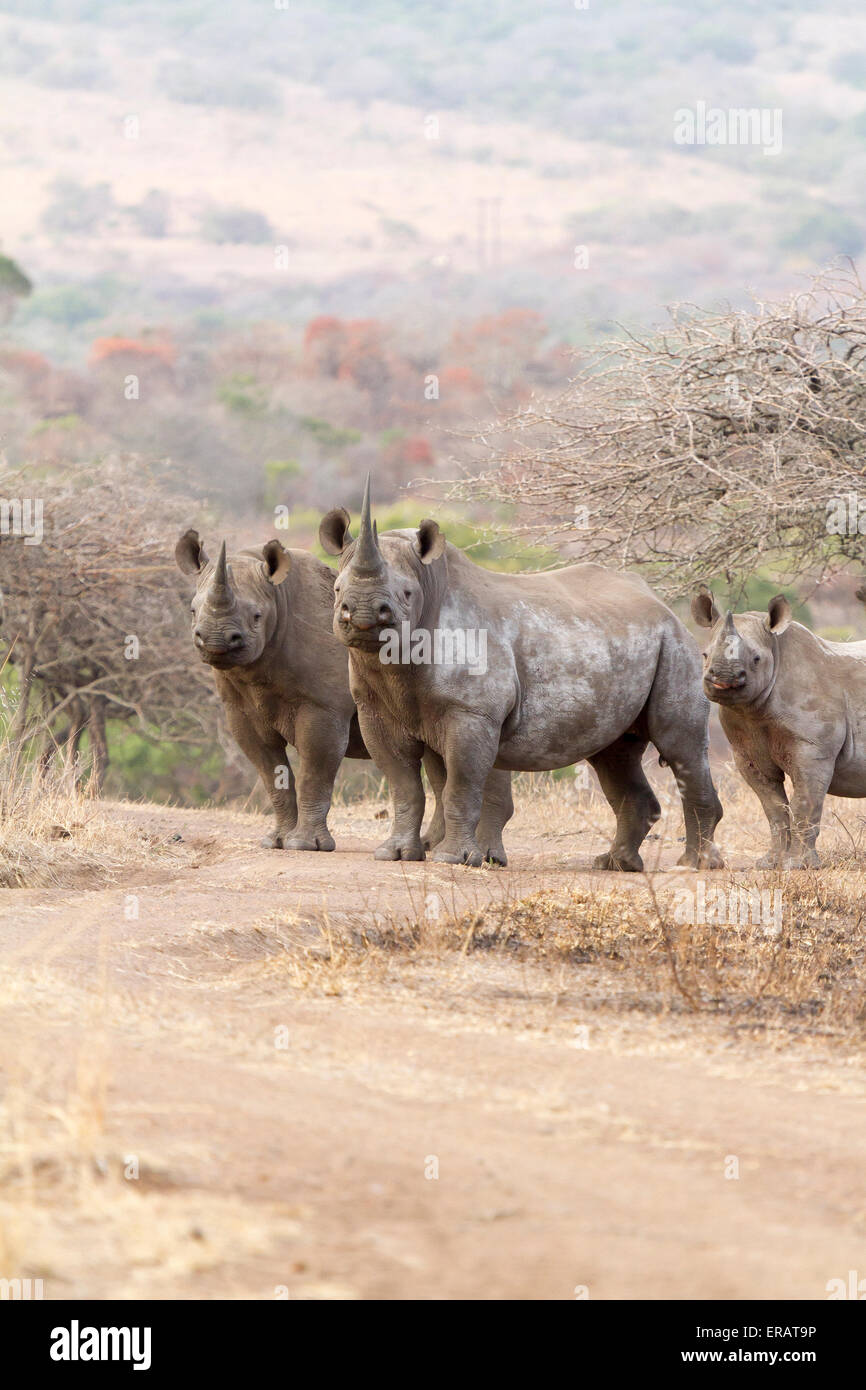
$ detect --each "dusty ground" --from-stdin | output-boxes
[0,776,865,1301]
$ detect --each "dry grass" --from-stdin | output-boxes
[240,766,866,1042]
[249,876,866,1041]
[0,736,189,888]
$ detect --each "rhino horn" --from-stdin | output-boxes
[351,474,384,577]
[723,609,736,635]
[207,540,235,611]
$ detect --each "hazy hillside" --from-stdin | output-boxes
[1,0,866,360]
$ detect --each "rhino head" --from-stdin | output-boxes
[319,475,445,651]
[175,531,290,669]
[691,590,792,705]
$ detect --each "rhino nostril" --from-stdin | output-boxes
[228,632,244,647]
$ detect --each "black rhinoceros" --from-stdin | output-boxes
[320,479,723,870]
[693,589,866,868]
[175,530,512,857]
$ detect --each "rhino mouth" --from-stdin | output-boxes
[704,675,747,700]
[198,647,248,669]
[341,627,384,651]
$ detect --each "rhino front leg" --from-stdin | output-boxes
[589,736,661,872]
[784,751,835,869]
[282,707,349,852]
[434,717,499,867]
[224,708,298,847]
[358,707,426,860]
[730,747,791,868]
[423,752,513,864]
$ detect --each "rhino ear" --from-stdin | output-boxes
[690,589,720,628]
[175,529,208,576]
[262,539,291,586]
[414,519,445,566]
[767,594,792,634]
[319,507,352,556]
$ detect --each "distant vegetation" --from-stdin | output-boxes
[3,0,866,801]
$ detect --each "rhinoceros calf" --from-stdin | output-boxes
[175,530,512,857]
[319,479,723,870]
[693,590,866,868]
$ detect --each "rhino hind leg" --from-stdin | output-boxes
[421,748,447,851]
[647,661,728,867]
[588,736,661,872]
[474,767,514,866]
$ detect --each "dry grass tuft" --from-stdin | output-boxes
[0,737,187,888]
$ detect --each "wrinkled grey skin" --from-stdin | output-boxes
[693,590,866,868]
[320,479,723,870]
[175,530,503,855]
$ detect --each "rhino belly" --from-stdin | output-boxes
[828,763,866,798]
[496,679,652,771]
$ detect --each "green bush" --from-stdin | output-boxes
[198,205,273,245]
[42,178,115,236]
[299,416,362,448]
[158,61,282,112]
[217,372,269,416]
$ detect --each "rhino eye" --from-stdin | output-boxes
[752,653,760,663]
[253,612,262,623]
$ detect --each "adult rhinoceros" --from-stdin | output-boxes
[175,530,512,858]
[319,480,723,870]
[693,589,866,868]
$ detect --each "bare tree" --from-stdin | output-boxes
[0,457,220,789]
[453,265,866,597]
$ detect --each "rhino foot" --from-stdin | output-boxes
[593,849,643,873]
[374,836,425,861]
[431,841,484,867]
[481,843,507,867]
[261,830,294,849]
[676,845,724,870]
[782,849,821,870]
[283,830,336,852]
[756,850,784,869]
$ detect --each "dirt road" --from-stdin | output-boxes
[0,793,864,1300]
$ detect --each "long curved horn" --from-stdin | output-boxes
[351,474,384,576]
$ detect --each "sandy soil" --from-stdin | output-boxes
[0,789,864,1301]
